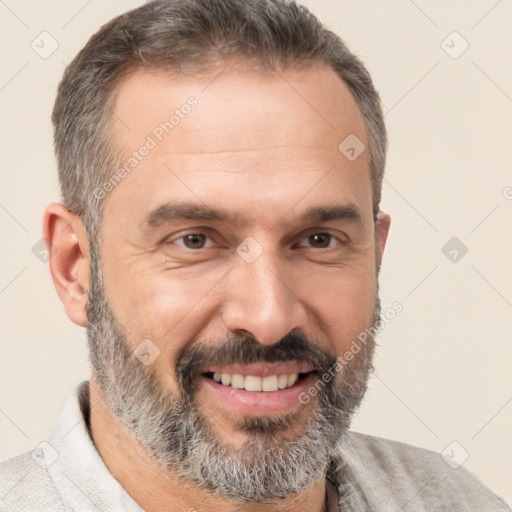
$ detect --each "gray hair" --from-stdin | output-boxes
[52,0,387,243]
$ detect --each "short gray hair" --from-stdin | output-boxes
[52,0,387,242]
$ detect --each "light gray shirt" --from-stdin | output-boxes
[0,381,509,511]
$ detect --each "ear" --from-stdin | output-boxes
[43,203,90,327]
[375,211,391,265]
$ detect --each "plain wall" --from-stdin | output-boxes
[1,0,511,505]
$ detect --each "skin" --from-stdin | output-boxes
[44,61,390,512]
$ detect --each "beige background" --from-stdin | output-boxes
[1,0,511,505]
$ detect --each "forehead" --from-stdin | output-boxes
[111,61,367,155]
[103,61,372,229]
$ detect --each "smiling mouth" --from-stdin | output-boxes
[202,371,315,392]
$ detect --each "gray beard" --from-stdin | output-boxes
[86,243,379,502]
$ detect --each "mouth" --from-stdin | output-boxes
[203,371,314,392]
[199,362,318,416]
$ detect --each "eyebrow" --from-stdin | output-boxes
[144,202,250,229]
[300,204,363,224]
[143,201,364,232]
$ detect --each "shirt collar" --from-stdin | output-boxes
[44,381,143,511]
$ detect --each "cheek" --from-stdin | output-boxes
[108,270,224,359]
[296,265,377,350]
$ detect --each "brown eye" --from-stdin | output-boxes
[178,234,209,249]
[302,233,334,249]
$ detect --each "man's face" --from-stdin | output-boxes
[89,61,386,499]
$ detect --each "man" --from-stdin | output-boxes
[0,0,509,510]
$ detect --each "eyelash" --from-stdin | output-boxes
[168,230,347,250]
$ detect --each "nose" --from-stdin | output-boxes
[221,253,309,345]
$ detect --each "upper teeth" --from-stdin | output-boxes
[213,372,299,392]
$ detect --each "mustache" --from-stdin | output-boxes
[175,329,337,393]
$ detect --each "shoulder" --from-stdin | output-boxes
[0,451,66,511]
[332,431,510,512]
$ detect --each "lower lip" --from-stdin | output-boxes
[199,373,317,416]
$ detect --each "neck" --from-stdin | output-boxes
[88,378,329,512]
